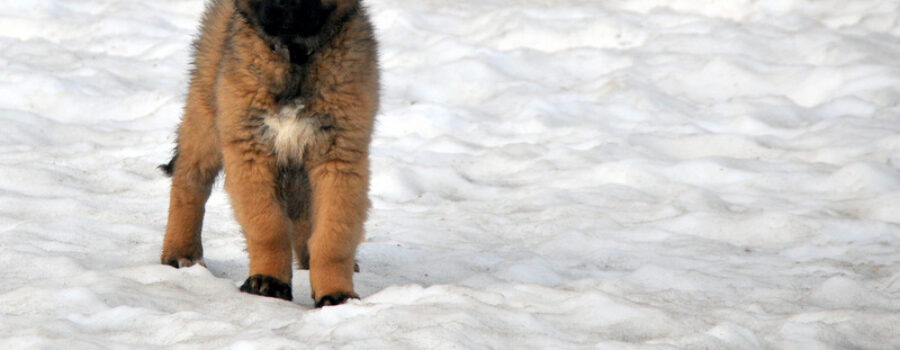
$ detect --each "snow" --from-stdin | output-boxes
[1,0,899,348]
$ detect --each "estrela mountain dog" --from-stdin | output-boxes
[160,0,378,307]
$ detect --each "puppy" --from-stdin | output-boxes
[160,0,378,307]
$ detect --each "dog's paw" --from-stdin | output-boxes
[161,255,205,269]
[314,291,358,308]
[240,275,293,301]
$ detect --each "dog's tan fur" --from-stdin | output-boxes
[161,0,378,305]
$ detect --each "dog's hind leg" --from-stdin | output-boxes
[278,165,313,270]
[161,100,222,268]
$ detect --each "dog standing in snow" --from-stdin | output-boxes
[160,0,378,307]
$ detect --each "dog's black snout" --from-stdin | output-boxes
[271,0,309,11]
[273,0,297,9]
[254,0,332,39]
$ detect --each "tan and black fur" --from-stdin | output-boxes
[160,0,378,307]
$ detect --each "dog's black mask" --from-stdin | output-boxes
[252,0,334,38]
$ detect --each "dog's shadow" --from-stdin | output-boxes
[201,236,476,307]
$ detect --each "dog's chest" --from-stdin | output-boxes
[261,102,321,164]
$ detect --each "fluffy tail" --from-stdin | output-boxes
[159,152,178,177]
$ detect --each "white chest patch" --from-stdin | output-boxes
[263,103,321,165]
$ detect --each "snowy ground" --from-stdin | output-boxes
[1,0,900,348]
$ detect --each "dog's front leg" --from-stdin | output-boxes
[221,138,294,301]
[307,158,369,307]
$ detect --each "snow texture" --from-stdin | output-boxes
[2,0,900,349]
